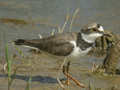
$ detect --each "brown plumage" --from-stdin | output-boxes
[14,32,78,56]
[14,23,105,57]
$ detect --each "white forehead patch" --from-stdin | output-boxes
[88,26,95,29]
[98,26,104,31]
[87,23,97,29]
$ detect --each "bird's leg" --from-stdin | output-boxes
[64,61,71,85]
[57,57,67,89]
[63,61,86,88]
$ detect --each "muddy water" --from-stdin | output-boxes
[0,0,120,90]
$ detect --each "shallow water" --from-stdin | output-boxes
[0,0,120,90]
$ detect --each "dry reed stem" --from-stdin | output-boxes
[51,29,56,36]
[60,14,70,33]
[69,8,79,32]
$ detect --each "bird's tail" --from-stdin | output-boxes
[14,39,40,50]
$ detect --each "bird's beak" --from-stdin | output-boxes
[103,32,111,37]
[99,31,111,37]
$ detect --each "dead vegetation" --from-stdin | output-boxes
[0,18,29,25]
[91,31,120,75]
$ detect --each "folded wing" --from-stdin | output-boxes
[14,32,77,56]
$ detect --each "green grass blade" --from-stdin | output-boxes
[5,44,12,90]
[5,44,11,78]
[25,75,32,90]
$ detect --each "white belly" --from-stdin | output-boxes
[69,41,92,57]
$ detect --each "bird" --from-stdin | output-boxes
[14,22,106,87]
[14,23,105,58]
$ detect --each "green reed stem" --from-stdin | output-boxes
[5,44,12,90]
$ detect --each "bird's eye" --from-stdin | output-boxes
[97,24,101,28]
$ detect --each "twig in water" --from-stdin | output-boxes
[57,58,67,89]
[91,62,98,72]
[3,63,7,72]
[51,29,56,36]
[38,34,42,39]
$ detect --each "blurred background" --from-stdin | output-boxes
[0,0,120,89]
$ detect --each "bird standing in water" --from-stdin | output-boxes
[14,23,105,87]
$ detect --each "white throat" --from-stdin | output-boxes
[98,26,104,32]
[81,33,103,43]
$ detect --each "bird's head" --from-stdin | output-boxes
[81,23,104,43]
